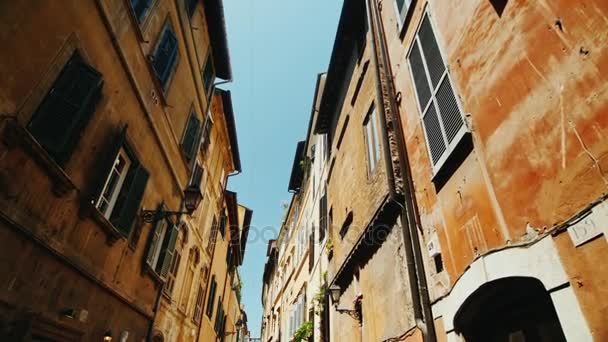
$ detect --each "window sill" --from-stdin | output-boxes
[81,202,126,245]
[1,119,76,197]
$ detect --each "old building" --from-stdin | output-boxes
[260,73,332,342]
[0,0,248,341]
[377,0,608,341]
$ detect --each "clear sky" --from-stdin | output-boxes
[222,0,343,337]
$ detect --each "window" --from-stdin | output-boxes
[351,61,369,105]
[164,233,182,296]
[182,110,202,160]
[434,253,444,273]
[339,212,354,239]
[193,281,205,323]
[319,192,327,242]
[152,23,179,90]
[185,0,198,18]
[130,0,153,23]
[394,0,412,26]
[180,250,196,313]
[206,275,217,318]
[93,127,150,236]
[145,207,180,278]
[202,53,215,101]
[28,53,103,166]
[408,13,467,174]
[191,162,204,188]
[206,216,219,255]
[214,297,225,334]
[336,115,350,151]
[200,112,213,155]
[218,211,227,238]
[363,104,382,176]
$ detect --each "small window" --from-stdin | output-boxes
[206,275,217,318]
[185,0,198,18]
[339,212,354,239]
[202,53,215,101]
[200,113,213,154]
[206,216,219,255]
[394,0,412,26]
[28,53,103,166]
[214,297,225,334]
[363,104,382,176]
[164,238,182,296]
[182,111,202,160]
[191,162,204,188]
[130,0,153,23]
[318,192,327,242]
[145,211,179,278]
[336,115,350,151]
[93,127,150,236]
[351,61,369,106]
[219,211,227,238]
[193,282,205,322]
[152,23,179,90]
[408,13,467,174]
[434,253,444,273]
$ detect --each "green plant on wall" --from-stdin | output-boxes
[312,284,328,315]
[299,156,312,177]
[293,321,313,342]
[325,239,334,255]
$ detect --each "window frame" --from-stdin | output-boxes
[95,148,133,219]
[393,0,413,28]
[202,51,216,103]
[406,10,468,176]
[151,19,180,93]
[363,103,382,177]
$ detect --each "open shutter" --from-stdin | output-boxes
[159,223,179,278]
[309,228,315,272]
[28,55,103,165]
[110,165,149,236]
[89,126,128,204]
[152,27,178,87]
[145,204,166,268]
[182,112,201,160]
[207,277,217,317]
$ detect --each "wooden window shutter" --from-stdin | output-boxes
[152,27,179,87]
[145,204,167,268]
[319,194,327,242]
[192,163,204,188]
[200,114,213,154]
[202,55,215,97]
[159,223,180,278]
[206,276,217,317]
[89,126,128,204]
[110,164,149,236]
[28,54,103,165]
[309,228,314,272]
[182,112,201,160]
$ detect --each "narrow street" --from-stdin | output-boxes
[0,1,607,341]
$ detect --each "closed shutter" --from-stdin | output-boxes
[89,126,128,204]
[152,27,179,88]
[146,204,167,268]
[219,213,227,237]
[28,55,103,165]
[309,228,315,271]
[206,276,217,317]
[182,112,201,160]
[202,55,215,97]
[159,223,179,278]
[319,193,327,242]
[131,0,152,22]
[110,164,149,236]
[408,13,466,171]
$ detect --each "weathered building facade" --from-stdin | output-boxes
[0,0,251,341]
[378,0,608,341]
[261,0,608,342]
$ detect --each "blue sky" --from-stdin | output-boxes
[222,0,343,337]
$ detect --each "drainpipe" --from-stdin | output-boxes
[365,0,437,341]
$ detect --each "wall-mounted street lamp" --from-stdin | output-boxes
[328,285,361,321]
[103,331,113,342]
[140,185,203,223]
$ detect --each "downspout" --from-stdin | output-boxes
[366,0,436,341]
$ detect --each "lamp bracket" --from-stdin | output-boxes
[335,308,361,321]
[140,209,188,223]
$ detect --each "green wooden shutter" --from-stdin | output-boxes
[182,112,201,160]
[207,276,217,317]
[110,164,149,236]
[89,126,128,204]
[145,204,166,268]
[28,55,103,165]
[158,223,179,278]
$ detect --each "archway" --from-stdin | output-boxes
[454,277,567,342]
